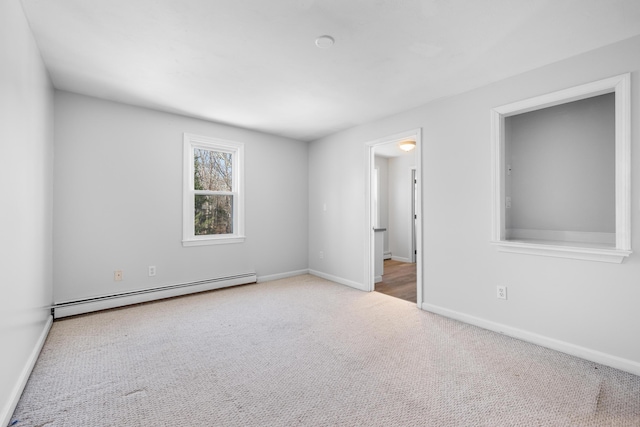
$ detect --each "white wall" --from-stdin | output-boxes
[506,93,615,233]
[54,92,308,303]
[0,0,54,423]
[308,131,366,288]
[308,35,640,374]
[388,153,416,261]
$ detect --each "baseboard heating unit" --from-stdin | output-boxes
[53,273,257,318]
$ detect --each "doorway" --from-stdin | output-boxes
[365,129,422,306]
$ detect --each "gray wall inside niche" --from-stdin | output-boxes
[505,92,615,233]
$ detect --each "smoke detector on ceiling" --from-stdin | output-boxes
[315,35,335,49]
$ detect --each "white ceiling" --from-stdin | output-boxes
[20,0,640,142]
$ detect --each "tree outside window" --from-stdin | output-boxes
[194,149,233,235]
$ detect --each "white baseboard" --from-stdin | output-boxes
[54,274,257,318]
[2,315,52,427]
[309,270,368,291]
[257,269,309,283]
[391,256,411,263]
[421,302,640,377]
[383,251,392,260]
[374,275,382,283]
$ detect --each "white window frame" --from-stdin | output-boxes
[182,133,245,246]
[490,73,631,263]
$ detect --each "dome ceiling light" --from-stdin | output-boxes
[398,140,416,151]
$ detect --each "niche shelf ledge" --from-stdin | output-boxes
[492,240,631,263]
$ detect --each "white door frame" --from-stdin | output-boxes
[411,167,417,264]
[364,128,423,307]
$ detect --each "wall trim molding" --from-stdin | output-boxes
[309,270,367,291]
[257,269,309,283]
[421,302,640,377]
[391,256,412,263]
[2,315,53,427]
[492,240,631,263]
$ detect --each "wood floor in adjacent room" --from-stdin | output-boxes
[375,259,416,303]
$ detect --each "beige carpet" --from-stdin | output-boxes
[12,275,640,426]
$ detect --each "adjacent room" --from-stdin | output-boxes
[3,0,640,425]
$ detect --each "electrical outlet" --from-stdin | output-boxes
[505,196,512,209]
[148,266,156,277]
[114,270,123,281]
[319,251,324,259]
[497,286,507,300]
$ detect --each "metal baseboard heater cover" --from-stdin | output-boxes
[53,273,257,318]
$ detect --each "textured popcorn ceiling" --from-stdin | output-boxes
[20,0,640,141]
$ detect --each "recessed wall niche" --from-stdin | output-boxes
[491,74,631,263]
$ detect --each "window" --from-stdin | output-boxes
[491,74,630,263]
[183,133,245,246]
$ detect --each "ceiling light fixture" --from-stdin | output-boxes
[315,35,335,49]
[398,140,416,152]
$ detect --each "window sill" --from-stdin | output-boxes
[183,236,245,247]
[492,240,631,263]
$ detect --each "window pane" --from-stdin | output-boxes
[194,148,232,191]
[194,195,233,235]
